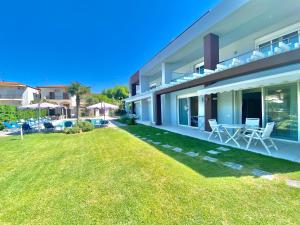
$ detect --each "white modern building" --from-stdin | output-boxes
[126,0,300,143]
[0,81,39,106]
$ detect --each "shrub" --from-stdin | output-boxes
[127,117,136,125]
[0,122,4,131]
[64,126,81,134]
[118,114,138,125]
[77,121,94,132]
[0,105,47,122]
[114,109,127,117]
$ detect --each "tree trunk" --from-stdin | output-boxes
[76,95,80,122]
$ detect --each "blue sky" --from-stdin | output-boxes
[0,0,219,92]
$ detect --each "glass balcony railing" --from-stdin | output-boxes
[216,39,300,73]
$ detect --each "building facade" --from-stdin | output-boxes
[125,0,300,143]
[0,81,39,106]
[37,86,76,118]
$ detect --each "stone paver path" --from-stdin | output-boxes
[251,169,274,180]
[162,144,172,149]
[152,142,161,145]
[286,180,300,188]
[185,152,199,157]
[164,132,169,134]
[203,156,218,163]
[217,147,231,152]
[156,133,161,135]
[173,147,183,152]
[223,162,243,170]
[207,150,220,155]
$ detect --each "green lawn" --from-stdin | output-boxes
[0,124,300,224]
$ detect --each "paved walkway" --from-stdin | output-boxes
[136,121,300,163]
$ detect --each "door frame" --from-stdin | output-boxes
[177,94,199,128]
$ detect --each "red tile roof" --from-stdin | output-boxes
[0,81,26,87]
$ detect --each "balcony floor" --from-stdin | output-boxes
[137,120,300,163]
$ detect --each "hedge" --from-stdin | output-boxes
[0,105,47,122]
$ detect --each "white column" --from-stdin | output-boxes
[162,62,172,85]
[298,82,300,142]
[150,93,156,125]
[261,87,265,127]
[198,95,205,130]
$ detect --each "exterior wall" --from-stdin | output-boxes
[39,88,75,108]
[135,101,142,119]
[0,86,38,106]
[22,87,39,105]
[217,91,234,124]
[0,86,25,100]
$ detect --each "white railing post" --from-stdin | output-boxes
[20,127,24,141]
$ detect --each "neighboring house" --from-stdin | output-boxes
[125,0,300,143]
[0,81,39,106]
[36,85,76,118]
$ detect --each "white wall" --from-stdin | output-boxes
[22,87,39,105]
[217,91,234,124]
[135,101,142,119]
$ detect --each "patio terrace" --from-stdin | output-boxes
[137,120,300,163]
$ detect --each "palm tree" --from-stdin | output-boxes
[67,82,90,122]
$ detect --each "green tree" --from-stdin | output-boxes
[67,82,90,122]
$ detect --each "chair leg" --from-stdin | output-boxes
[217,130,223,143]
[269,138,278,151]
[208,129,215,140]
[246,132,255,149]
[260,138,271,155]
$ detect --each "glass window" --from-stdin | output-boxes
[178,98,189,125]
[195,65,204,74]
[265,83,298,141]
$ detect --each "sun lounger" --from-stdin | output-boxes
[44,122,55,131]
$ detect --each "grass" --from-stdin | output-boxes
[0,124,299,224]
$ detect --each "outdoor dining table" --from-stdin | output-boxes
[220,124,245,147]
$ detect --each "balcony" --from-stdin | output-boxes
[46,96,70,100]
[216,40,300,74]
[0,93,23,100]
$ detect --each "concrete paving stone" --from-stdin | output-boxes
[202,156,218,162]
[185,152,199,157]
[216,147,231,152]
[172,147,183,152]
[223,162,243,171]
[207,150,221,155]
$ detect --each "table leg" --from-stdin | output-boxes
[225,128,241,147]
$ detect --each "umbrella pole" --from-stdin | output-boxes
[38,104,41,132]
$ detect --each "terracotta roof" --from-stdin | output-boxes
[36,85,68,89]
[0,81,26,87]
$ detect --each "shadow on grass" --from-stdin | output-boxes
[118,124,300,179]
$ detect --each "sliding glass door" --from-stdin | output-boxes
[178,98,189,125]
[265,83,298,141]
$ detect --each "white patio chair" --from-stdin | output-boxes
[238,118,260,141]
[208,119,224,143]
[245,122,278,155]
